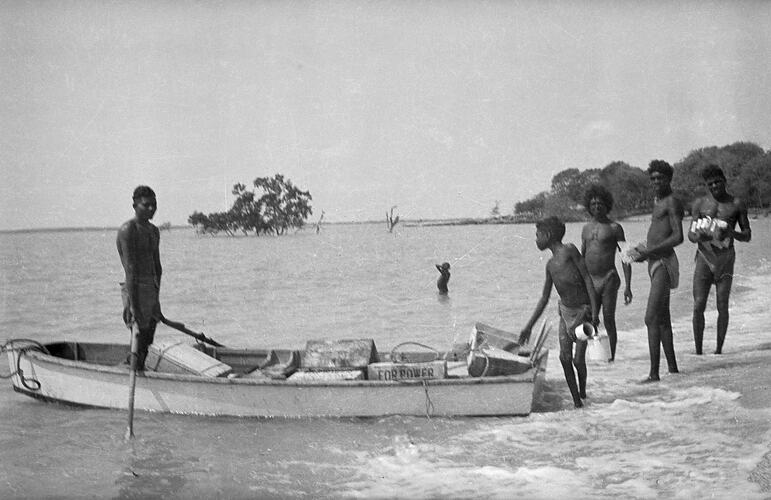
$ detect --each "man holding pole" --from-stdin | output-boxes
[117,185,162,438]
[117,185,163,372]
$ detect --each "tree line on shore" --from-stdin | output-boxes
[188,141,770,236]
[512,141,771,222]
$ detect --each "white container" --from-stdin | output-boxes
[145,340,232,377]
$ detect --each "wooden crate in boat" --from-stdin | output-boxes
[145,341,232,377]
[300,339,377,371]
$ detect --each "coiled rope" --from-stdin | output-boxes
[0,339,49,391]
[388,342,442,417]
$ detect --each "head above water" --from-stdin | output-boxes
[583,184,614,216]
[535,216,565,250]
[440,262,450,271]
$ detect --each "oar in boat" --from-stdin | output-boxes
[125,324,140,440]
[160,316,224,347]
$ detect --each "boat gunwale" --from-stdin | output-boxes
[18,342,547,388]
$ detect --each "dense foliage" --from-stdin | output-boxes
[514,141,770,220]
[188,174,313,236]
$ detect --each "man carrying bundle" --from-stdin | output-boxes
[688,164,751,355]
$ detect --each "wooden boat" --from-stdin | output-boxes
[2,325,549,418]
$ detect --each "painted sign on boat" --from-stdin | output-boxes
[367,360,447,381]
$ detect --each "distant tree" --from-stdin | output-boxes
[188,174,313,236]
[551,168,600,205]
[490,200,501,219]
[514,191,550,219]
[673,142,767,209]
[188,211,211,236]
[386,206,400,232]
[253,174,313,235]
[597,161,651,215]
[736,151,771,210]
[315,210,325,234]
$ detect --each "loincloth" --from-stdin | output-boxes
[590,268,620,297]
[695,246,735,283]
[120,277,161,329]
[558,301,591,343]
[648,252,679,289]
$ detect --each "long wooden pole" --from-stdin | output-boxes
[125,323,139,440]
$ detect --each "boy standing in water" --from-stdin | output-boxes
[435,262,451,294]
[688,164,751,354]
[519,217,599,408]
[581,184,632,362]
[632,160,684,382]
[117,186,163,370]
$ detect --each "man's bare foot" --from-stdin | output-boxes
[640,375,660,384]
[574,399,584,408]
[714,350,722,355]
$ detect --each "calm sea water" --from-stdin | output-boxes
[1,219,770,499]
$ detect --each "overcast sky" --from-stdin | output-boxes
[2,0,770,230]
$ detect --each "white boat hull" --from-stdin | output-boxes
[5,343,548,418]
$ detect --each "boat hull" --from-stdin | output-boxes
[6,343,548,418]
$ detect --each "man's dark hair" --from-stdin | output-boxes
[583,184,614,213]
[536,216,566,242]
[133,185,156,202]
[647,160,673,179]
[701,164,726,181]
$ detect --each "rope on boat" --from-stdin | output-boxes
[422,380,434,418]
[390,342,441,362]
[0,339,49,391]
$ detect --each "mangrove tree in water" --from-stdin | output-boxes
[188,174,313,236]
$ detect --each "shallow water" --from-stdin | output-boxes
[1,219,770,499]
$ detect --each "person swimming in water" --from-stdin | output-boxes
[436,262,450,294]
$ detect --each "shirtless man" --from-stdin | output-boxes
[581,184,632,362]
[435,262,451,294]
[117,186,163,370]
[688,164,751,355]
[520,217,599,408]
[633,160,684,382]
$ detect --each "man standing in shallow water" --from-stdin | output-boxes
[688,164,751,355]
[117,186,163,370]
[520,217,599,408]
[581,184,632,362]
[632,160,684,383]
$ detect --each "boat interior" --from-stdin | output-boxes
[39,324,548,382]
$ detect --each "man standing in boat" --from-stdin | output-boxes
[581,184,632,362]
[632,160,684,383]
[117,185,163,370]
[688,164,751,355]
